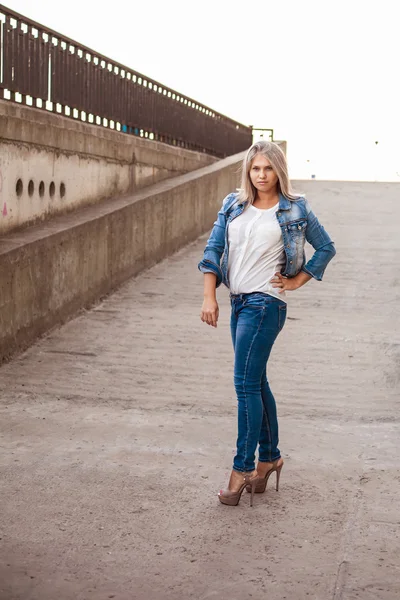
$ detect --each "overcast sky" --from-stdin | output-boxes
[5,0,400,181]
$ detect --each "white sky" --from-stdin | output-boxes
[7,0,400,180]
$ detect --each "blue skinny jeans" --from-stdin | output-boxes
[230,292,287,472]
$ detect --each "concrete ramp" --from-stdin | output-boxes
[0,180,399,599]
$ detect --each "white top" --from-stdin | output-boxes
[227,203,287,302]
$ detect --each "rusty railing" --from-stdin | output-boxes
[0,5,252,157]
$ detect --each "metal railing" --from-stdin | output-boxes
[0,5,252,157]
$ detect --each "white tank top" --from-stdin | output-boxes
[227,203,286,301]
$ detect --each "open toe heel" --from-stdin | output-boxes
[218,470,260,507]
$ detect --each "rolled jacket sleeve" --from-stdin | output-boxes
[301,199,336,281]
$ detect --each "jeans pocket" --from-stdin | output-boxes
[278,304,287,331]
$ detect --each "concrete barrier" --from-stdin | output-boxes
[0,152,244,363]
[0,100,217,234]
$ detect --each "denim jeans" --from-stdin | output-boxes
[230,292,287,472]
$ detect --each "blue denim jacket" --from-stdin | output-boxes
[198,192,336,288]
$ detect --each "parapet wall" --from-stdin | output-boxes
[0,152,243,363]
[0,100,217,234]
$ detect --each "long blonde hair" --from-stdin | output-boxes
[237,141,302,205]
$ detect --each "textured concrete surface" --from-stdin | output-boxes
[0,153,242,363]
[0,180,399,600]
[0,99,216,234]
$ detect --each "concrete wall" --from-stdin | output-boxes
[0,152,244,363]
[0,100,217,234]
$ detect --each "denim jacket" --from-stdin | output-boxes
[198,192,336,288]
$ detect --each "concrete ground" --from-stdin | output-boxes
[0,180,399,600]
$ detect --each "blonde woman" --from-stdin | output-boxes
[198,141,336,507]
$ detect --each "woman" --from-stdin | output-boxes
[198,141,336,507]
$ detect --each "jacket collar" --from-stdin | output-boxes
[279,193,292,211]
[240,193,291,212]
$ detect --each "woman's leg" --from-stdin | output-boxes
[232,299,284,472]
[258,302,286,462]
[258,367,281,463]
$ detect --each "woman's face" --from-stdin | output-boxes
[249,153,279,194]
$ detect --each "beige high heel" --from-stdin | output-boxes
[246,458,284,494]
[218,469,259,507]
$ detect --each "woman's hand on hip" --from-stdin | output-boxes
[201,297,219,328]
[271,271,312,292]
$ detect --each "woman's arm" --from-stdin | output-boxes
[198,193,238,326]
[200,273,219,328]
[301,199,336,281]
[272,200,336,293]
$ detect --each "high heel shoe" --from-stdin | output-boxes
[218,469,259,507]
[246,458,284,494]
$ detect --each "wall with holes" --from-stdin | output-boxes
[0,100,217,235]
[0,152,243,363]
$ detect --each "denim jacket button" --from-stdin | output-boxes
[290,260,293,264]
[286,245,290,249]
[278,213,281,216]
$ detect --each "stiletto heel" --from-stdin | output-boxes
[218,469,259,507]
[275,463,283,491]
[246,458,284,494]
[249,477,257,507]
